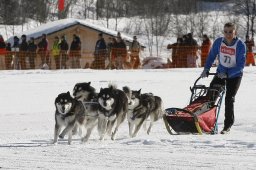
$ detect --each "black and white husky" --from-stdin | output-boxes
[73,82,98,102]
[53,92,88,145]
[72,82,99,142]
[97,85,128,140]
[124,88,164,138]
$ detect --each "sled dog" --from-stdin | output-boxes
[53,91,89,144]
[97,84,128,140]
[124,88,164,137]
[72,82,99,142]
[73,82,98,102]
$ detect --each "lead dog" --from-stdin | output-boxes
[97,85,128,140]
[53,92,87,145]
[124,88,164,138]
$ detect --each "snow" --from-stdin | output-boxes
[0,67,256,169]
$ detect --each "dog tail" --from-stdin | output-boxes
[108,83,118,89]
[123,86,131,101]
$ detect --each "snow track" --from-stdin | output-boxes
[0,68,256,169]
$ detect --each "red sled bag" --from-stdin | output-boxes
[163,73,225,135]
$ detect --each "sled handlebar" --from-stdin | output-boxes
[194,72,217,87]
[208,73,217,76]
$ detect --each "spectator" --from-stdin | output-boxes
[5,43,12,70]
[244,35,255,66]
[0,35,6,49]
[69,34,81,68]
[12,36,20,69]
[167,37,183,67]
[179,34,189,68]
[52,36,61,69]
[0,35,7,69]
[201,34,212,67]
[27,37,37,69]
[186,33,199,68]
[59,35,69,69]
[107,37,117,69]
[129,36,141,69]
[115,36,127,69]
[93,33,107,69]
[19,34,28,69]
[38,34,49,69]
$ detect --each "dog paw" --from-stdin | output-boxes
[131,134,137,138]
[52,140,58,145]
[59,135,64,139]
[81,137,89,143]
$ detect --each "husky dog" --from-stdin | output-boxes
[73,82,97,102]
[124,88,164,138]
[97,85,128,140]
[72,82,99,142]
[53,92,87,145]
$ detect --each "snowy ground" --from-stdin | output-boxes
[0,67,256,170]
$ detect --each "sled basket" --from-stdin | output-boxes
[164,73,225,135]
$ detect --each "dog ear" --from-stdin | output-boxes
[88,82,91,85]
[138,89,141,94]
[109,85,113,91]
[67,91,71,96]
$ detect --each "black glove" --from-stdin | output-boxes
[200,69,209,78]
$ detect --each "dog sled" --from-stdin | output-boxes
[163,73,225,135]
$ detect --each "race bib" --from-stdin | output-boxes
[219,41,237,68]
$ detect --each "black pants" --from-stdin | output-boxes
[209,75,242,129]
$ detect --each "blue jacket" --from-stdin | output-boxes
[204,37,246,78]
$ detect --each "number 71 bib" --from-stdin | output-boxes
[219,40,237,68]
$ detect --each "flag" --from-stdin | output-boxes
[58,0,65,12]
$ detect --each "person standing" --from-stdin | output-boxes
[186,33,199,68]
[52,36,61,69]
[244,35,255,66]
[19,34,28,69]
[116,36,127,69]
[129,36,141,69]
[5,43,12,70]
[93,33,106,69]
[0,35,6,69]
[12,36,20,69]
[59,35,69,69]
[107,37,117,69]
[167,37,183,68]
[27,37,37,69]
[201,34,212,67]
[38,34,49,69]
[69,34,81,68]
[0,35,6,50]
[200,22,246,134]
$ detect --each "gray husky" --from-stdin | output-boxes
[72,82,99,142]
[124,88,164,138]
[97,85,128,140]
[53,92,88,144]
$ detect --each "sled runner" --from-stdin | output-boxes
[163,73,225,135]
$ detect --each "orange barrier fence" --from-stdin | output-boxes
[0,47,254,70]
[0,48,139,70]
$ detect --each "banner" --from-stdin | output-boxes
[58,0,65,12]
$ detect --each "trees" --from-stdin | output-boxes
[0,0,20,25]
[233,0,256,37]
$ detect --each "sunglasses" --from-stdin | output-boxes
[224,30,234,34]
